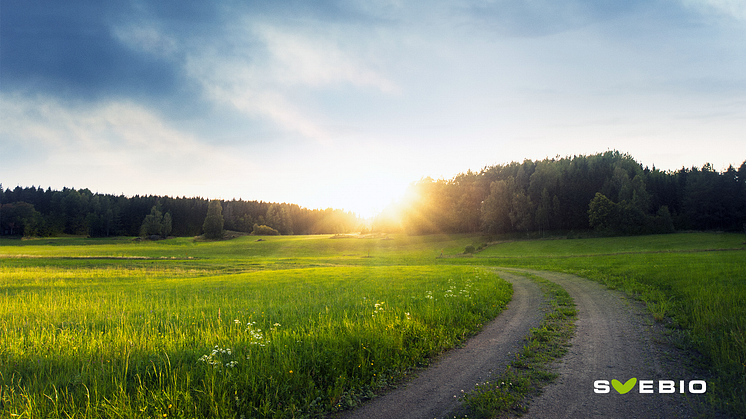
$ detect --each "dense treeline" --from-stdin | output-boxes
[0,187,362,237]
[373,151,746,236]
[3,151,744,238]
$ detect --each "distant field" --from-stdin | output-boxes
[1,232,744,417]
[476,231,744,257]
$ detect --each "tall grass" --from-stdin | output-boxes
[0,250,511,418]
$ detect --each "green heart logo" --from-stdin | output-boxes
[611,378,637,394]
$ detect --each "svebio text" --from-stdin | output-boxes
[594,380,707,394]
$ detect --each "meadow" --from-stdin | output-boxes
[0,234,511,418]
[1,232,744,417]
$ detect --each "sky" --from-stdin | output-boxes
[2,0,745,217]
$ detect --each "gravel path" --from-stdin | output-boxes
[340,269,708,419]
[510,269,704,419]
[339,271,545,419]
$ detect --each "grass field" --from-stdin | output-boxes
[1,232,744,417]
[0,234,510,418]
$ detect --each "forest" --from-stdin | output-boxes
[0,188,363,237]
[372,151,746,236]
[2,151,745,238]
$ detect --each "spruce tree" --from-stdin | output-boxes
[203,200,224,239]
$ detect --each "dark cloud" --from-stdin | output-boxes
[0,0,383,105]
[1,2,178,99]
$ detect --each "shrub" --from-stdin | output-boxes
[251,224,280,236]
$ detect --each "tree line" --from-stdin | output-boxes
[3,151,744,239]
[0,187,363,238]
[372,151,746,236]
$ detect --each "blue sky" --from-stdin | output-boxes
[2,0,745,217]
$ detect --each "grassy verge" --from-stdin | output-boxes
[461,271,577,418]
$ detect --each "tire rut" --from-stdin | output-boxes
[339,272,545,419]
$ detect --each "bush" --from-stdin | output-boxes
[464,245,476,254]
[251,224,280,236]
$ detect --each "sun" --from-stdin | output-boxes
[327,178,411,220]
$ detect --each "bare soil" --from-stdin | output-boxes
[339,269,714,419]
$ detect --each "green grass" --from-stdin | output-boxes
[1,232,744,417]
[0,234,473,264]
[0,234,510,418]
[476,231,743,257]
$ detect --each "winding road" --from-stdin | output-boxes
[340,269,707,419]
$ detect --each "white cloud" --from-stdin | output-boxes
[184,19,398,142]
[255,23,399,93]
[0,94,248,197]
[111,24,179,57]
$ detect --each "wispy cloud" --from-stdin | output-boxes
[184,19,398,142]
[681,0,746,20]
[0,93,246,196]
[255,23,398,92]
[111,24,179,58]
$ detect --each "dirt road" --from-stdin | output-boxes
[341,269,708,419]
[507,270,702,419]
